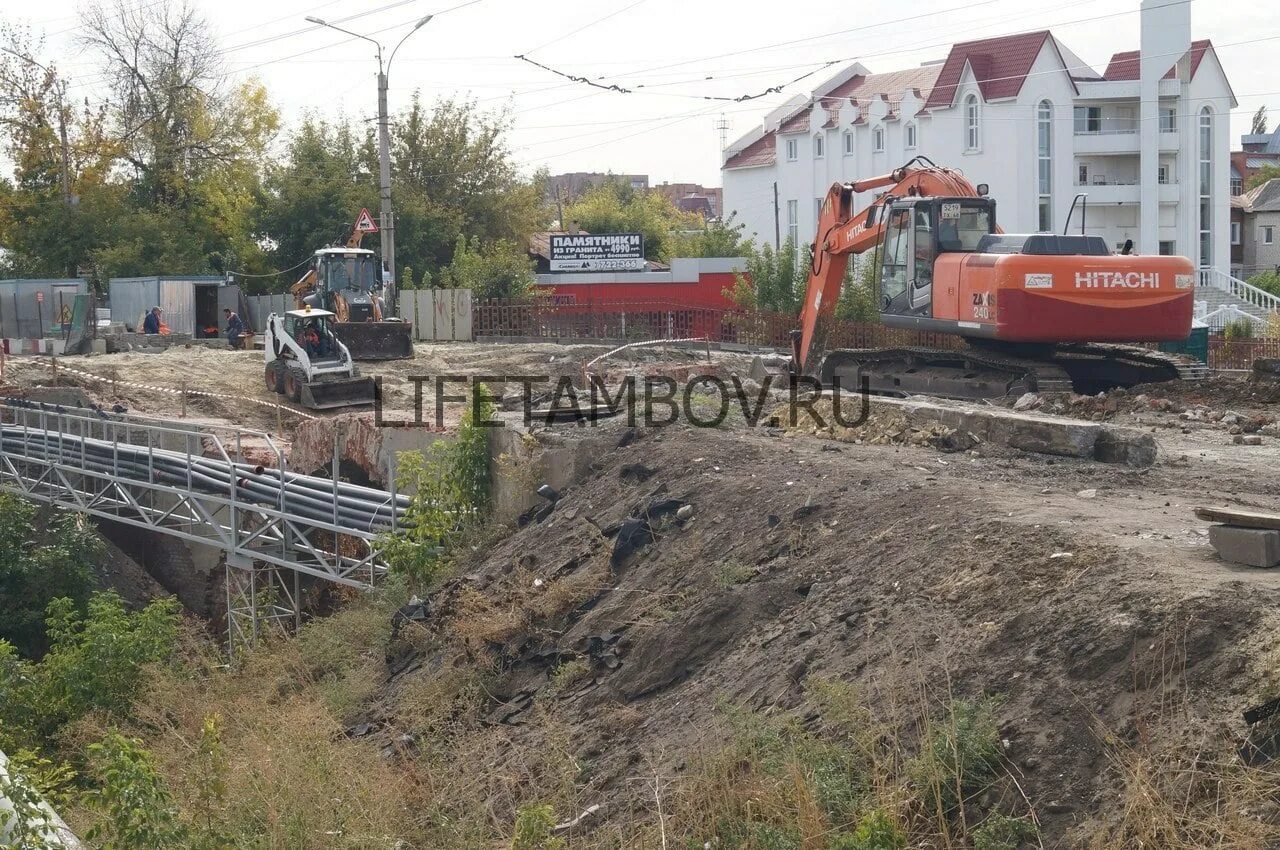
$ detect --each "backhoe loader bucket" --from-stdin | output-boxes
[333,320,414,361]
[300,376,377,410]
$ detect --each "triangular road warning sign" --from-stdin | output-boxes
[353,208,379,233]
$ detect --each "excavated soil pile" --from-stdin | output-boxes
[369,422,1280,845]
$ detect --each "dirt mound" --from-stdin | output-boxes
[374,423,1280,846]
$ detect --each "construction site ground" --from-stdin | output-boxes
[7,342,1280,844]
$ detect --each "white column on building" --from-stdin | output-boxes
[1139,0,1189,255]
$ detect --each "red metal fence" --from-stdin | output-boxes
[472,299,961,352]
[1208,338,1280,371]
[473,298,1280,373]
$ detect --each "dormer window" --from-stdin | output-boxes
[814,134,824,159]
[965,94,980,151]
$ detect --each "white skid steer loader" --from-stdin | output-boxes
[263,309,377,410]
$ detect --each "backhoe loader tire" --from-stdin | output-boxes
[285,368,304,404]
[265,360,285,394]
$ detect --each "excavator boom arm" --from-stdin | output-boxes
[793,159,985,370]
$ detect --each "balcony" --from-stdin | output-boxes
[1074,127,1139,154]
[1072,180,1181,204]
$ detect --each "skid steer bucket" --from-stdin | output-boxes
[300,376,377,410]
[333,320,414,361]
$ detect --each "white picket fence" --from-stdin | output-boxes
[245,289,472,342]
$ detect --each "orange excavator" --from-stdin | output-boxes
[793,157,1204,399]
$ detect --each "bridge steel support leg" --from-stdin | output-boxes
[225,553,302,655]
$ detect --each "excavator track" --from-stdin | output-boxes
[818,342,1207,402]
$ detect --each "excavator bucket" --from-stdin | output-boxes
[300,376,377,410]
[333,320,414,361]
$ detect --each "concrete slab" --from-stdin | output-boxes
[1209,524,1280,568]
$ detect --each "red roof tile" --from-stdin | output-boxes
[1102,39,1211,81]
[723,132,776,169]
[778,110,811,134]
[825,65,943,107]
[923,30,1054,109]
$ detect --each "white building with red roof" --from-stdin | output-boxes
[722,0,1236,273]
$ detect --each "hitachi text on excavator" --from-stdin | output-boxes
[791,157,1205,400]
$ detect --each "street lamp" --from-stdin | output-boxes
[305,14,434,310]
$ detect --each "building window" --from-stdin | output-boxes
[1232,221,1242,245]
[873,127,884,152]
[814,198,822,227]
[965,94,980,150]
[1078,163,1088,185]
[1199,107,1212,267]
[786,138,798,161]
[905,122,917,149]
[814,134,824,159]
[1074,106,1101,133]
[1159,241,1175,256]
[1037,100,1052,232]
[843,132,854,155]
[1160,107,1176,132]
[1158,165,1169,185]
[787,200,798,246]
[1265,225,1276,245]
[1231,176,1243,196]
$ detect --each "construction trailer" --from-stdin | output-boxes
[0,279,89,339]
[108,276,242,337]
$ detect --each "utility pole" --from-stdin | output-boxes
[306,14,433,312]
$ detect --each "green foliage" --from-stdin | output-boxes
[510,803,564,850]
[0,750,70,850]
[400,264,416,291]
[1248,270,1280,297]
[909,698,1003,817]
[441,234,535,300]
[0,591,179,751]
[564,179,703,261]
[1247,164,1280,191]
[830,810,907,849]
[381,386,493,585]
[1224,318,1255,340]
[0,496,100,657]
[725,238,808,315]
[85,733,185,850]
[187,715,231,850]
[835,253,881,323]
[971,813,1038,850]
[664,213,753,260]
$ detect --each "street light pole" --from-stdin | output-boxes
[305,15,432,313]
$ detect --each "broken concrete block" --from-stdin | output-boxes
[1243,435,1264,446]
[1095,429,1158,467]
[1209,525,1280,568]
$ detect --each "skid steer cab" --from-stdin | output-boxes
[262,309,376,410]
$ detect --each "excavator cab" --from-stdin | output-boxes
[877,197,997,320]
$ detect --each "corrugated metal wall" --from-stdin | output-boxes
[108,278,160,333]
[108,277,225,334]
[0,279,89,338]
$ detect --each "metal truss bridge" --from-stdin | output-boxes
[0,400,407,650]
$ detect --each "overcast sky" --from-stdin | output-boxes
[4,0,1270,187]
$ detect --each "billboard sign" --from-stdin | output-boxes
[549,233,645,271]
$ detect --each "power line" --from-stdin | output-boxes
[524,0,651,55]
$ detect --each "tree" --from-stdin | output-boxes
[440,234,534,299]
[1252,105,1270,136]
[724,238,808,315]
[1247,164,1280,191]
[79,0,279,279]
[0,495,99,658]
[664,213,753,260]
[565,180,703,261]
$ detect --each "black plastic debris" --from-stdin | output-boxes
[609,497,690,567]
